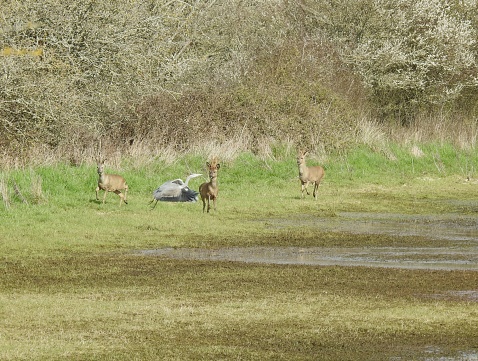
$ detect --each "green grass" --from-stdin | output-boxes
[1,145,478,360]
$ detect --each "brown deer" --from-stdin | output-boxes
[95,160,128,206]
[199,158,220,213]
[297,150,324,200]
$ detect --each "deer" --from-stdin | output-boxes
[297,150,325,200]
[95,159,128,206]
[199,158,220,213]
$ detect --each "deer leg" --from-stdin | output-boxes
[207,196,211,213]
[313,182,318,200]
[102,190,108,204]
[212,196,217,211]
[95,186,100,201]
[301,181,309,198]
[124,185,128,203]
[150,198,158,209]
[201,196,206,213]
[113,190,124,206]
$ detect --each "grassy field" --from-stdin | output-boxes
[1,146,478,360]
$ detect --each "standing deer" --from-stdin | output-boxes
[297,150,325,200]
[199,158,220,213]
[95,160,128,206]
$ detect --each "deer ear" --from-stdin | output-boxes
[216,164,220,169]
[206,162,211,167]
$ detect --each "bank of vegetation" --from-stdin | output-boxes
[1,0,478,166]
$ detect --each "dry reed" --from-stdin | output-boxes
[0,176,10,210]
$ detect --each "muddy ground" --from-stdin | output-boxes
[136,210,478,359]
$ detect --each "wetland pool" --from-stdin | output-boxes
[139,211,478,271]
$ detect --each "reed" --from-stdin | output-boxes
[0,176,10,210]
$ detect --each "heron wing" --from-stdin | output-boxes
[179,187,199,202]
[153,181,182,200]
[152,178,200,202]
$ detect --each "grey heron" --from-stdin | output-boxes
[150,173,202,209]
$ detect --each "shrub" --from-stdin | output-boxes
[346,0,478,121]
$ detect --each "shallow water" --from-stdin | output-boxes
[139,211,478,271]
[139,245,478,271]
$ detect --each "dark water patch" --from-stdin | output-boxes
[138,246,478,271]
[138,211,478,270]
